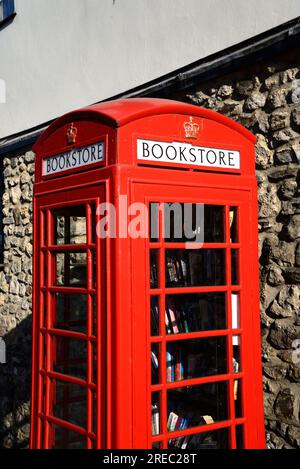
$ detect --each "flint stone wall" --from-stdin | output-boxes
[1,49,300,448]
[0,151,34,448]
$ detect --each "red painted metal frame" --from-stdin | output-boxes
[30,98,265,449]
[131,180,264,449]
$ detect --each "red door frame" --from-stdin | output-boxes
[130,168,265,449]
[31,183,107,449]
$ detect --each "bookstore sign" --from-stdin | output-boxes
[43,141,104,176]
[137,139,240,170]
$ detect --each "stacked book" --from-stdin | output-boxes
[166,254,189,286]
[151,296,220,336]
[167,412,216,449]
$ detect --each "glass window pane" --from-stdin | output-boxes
[54,205,87,245]
[152,392,161,436]
[163,203,224,243]
[54,293,87,333]
[229,207,238,243]
[151,296,159,336]
[167,381,229,432]
[56,252,87,287]
[150,250,159,288]
[203,205,224,243]
[53,381,86,429]
[149,203,159,242]
[53,336,87,380]
[168,427,229,449]
[234,379,243,418]
[231,249,239,285]
[166,293,227,334]
[152,441,162,448]
[165,249,225,287]
[233,335,241,372]
[151,343,160,385]
[166,337,227,382]
[236,425,244,449]
[54,425,86,449]
[231,293,240,329]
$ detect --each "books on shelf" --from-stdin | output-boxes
[166,410,216,449]
[166,255,189,286]
[150,260,158,288]
[151,349,159,384]
[166,349,185,382]
[150,298,159,335]
[152,295,220,336]
[152,403,159,436]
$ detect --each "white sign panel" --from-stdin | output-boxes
[137,139,240,170]
[43,141,104,176]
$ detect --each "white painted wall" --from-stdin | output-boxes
[0,0,299,139]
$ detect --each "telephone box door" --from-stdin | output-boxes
[31,185,105,449]
[132,181,265,449]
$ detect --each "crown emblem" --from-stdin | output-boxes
[184,116,200,139]
[66,123,77,145]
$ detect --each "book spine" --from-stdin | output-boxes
[168,307,179,334]
[166,351,175,383]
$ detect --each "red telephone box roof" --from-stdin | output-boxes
[36,98,256,145]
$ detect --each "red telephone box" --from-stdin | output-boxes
[30,98,265,449]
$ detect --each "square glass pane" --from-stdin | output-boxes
[168,427,229,449]
[53,336,87,379]
[150,250,159,288]
[231,293,240,329]
[55,252,87,287]
[163,203,224,243]
[203,205,225,243]
[151,343,160,385]
[167,381,228,431]
[54,425,86,449]
[53,381,86,429]
[236,425,244,449]
[231,249,239,285]
[233,335,241,372]
[54,205,87,245]
[166,293,227,334]
[234,379,243,418]
[164,203,203,243]
[55,293,87,333]
[149,202,159,242]
[165,249,225,287]
[166,336,227,382]
[151,296,159,336]
[229,207,238,243]
[152,442,162,449]
[152,392,160,436]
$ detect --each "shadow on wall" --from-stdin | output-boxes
[0,315,32,449]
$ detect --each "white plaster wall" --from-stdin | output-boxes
[0,0,299,138]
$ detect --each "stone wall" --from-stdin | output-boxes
[0,151,34,448]
[175,49,300,448]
